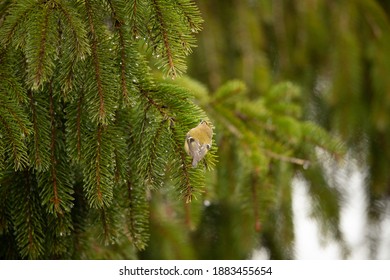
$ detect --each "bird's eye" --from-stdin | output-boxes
[206,144,211,150]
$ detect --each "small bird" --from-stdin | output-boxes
[184,120,213,167]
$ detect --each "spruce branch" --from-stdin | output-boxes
[48,82,61,214]
[11,170,46,259]
[85,0,106,124]
[44,212,73,258]
[107,0,141,107]
[75,94,84,160]
[301,122,345,161]
[0,70,31,170]
[24,3,59,89]
[93,125,106,206]
[146,0,202,78]
[170,122,193,203]
[128,0,147,39]
[37,81,74,218]
[117,26,130,102]
[32,4,49,88]
[83,123,115,209]
[0,63,28,104]
[65,89,85,162]
[0,0,36,48]
[28,90,51,171]
[0,113,28,170]
[126,178,149,250]
[0,91,30,136]
[84,0,118,125]
[150,0,177,78]
[98,206,120,246]
[263,149,310,167]
[55,0,89,60]
[145,119,169,188]
[173,0,203,33]
[55,0,90,91]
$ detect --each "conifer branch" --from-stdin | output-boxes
[28,91,44,169]
[118,29,129,101]
[48,82,61,214]
[129,0,141,38]
[83,121,115,209]
[125,167,150,250]
[0,115,22,169]
[173,0,203,33]
[34,5,50,88]
[126,180,146,250]
[12,170,45,259]
[9,112,29,139]
[64,81,86,164]
[145,119,165,186]
[142,91,166,115]
[100,208,112,245]
[75,94,83,160]
[56,1,89,60]
[263,149,310,166]
[0,78,30,170]
[54,2,89,92]
[0,66,28,104]
[0,95,30,136]
[0,1,36,47]
[24,3,59,89]
[95,123,104,205]
[127,181,136,231]
[85,0,106,124]
[170,123,193,203]
[150,0,176,78]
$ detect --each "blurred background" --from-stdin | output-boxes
[141,0,390,259]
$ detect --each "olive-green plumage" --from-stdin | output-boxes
[184,120,213,167]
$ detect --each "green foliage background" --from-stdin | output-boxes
[189,0,390,259]
[0,0,388,259]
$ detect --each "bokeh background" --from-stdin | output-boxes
[174,0,390,259]
[191,0,390,259]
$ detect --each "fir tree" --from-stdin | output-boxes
[0,0,343,259]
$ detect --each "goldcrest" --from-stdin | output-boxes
[184,120,213,167]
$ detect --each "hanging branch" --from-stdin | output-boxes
[85,0,107,124]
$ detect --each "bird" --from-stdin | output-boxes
[184,120,213,167]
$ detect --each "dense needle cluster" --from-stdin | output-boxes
[0,0,212,259]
